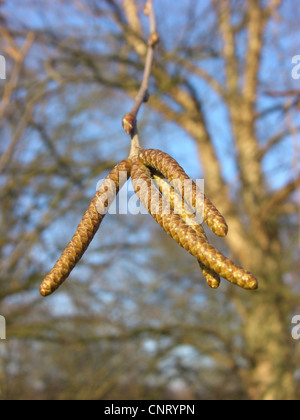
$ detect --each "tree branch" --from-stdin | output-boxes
[173,56,225,99]
[242,0,265,107]
[258,126,300,161]
[212,0,239,96]
[0,31,35,120]
[122,0,159,156]
[261,172,300,220]
[122,0,145,56]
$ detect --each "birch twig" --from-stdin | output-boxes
[122,0,159,157]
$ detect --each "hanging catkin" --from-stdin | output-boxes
[39,0,258,299]
[152,171,221,289]
[138,148,228,237]
[40,148,257,296]
[40,159,132,297]
[131,157,257,290]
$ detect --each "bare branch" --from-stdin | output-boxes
[122,0,159,129]
[122,0,145,56]
[0,31,35,119]
[0,87,46,174]
[261,172,300,220]
[265,0,282,16]
[173,57,225,99]
[243,0,265,106]
[122,0,159,156]
[212,0,239,95]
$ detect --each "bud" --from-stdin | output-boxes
[143,2,150,16]
[122,113,136,135]
[149,32,160,47]
[143,89,150,103]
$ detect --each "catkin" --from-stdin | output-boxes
[152,172,221,289]
[138,149,228,237]
[131,158,258,290]
[40,159,132,297]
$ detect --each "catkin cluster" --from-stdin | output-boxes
[131,149,257,291]
[40,149,258,297]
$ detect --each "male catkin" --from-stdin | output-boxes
[40,159,132,297]
[152,172,221,289]
[138,149,229,237]
[131,158,257,290]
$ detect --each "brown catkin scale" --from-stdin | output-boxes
[138,149,229,237]
[152,172,221,289]
[131,159,258,290]
[40,159,132,297]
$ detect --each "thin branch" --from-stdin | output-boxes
[265,0,282,17]
[261,172,300,220]
[173,56,225,99]
[122,0,146,56]
[123,0,144,36]
[0,31,35,120]
[258,128,297,161]
[256,97,300,120]
[264,89,300,98]
[212,0,239,95]
[122,0,159,152]
[242,0,265,106]
[0,87,46,174]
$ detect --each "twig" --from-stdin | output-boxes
[0,31,35,120]
[261,172,300,221]
[128,124,142,158]
[122,0,159,154]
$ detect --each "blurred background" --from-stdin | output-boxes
[0,0,299,400]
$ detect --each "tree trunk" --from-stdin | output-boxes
[243,295,296,400]
[238,244,296,400]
